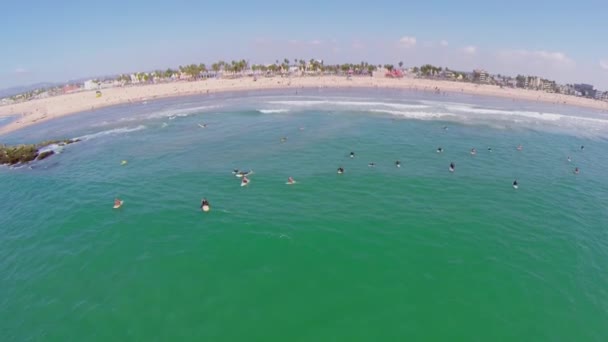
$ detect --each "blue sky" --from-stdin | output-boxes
[1,0,608,89]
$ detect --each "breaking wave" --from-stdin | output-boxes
[75,125,147,141]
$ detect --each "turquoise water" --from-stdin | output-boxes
[2,90,608,341]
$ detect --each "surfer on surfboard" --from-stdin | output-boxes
[201,198,210,212]
[395,160,401,168]
[241,176,250,186]
[350,152,355,158]
[513,180,518,189]
[113,198,123,209]
[437,147,443,153]
[449,162,455,172]
[337,167,344,174]
[287,177,296,185]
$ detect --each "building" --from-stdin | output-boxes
[84,80,100,90]
[574,84,596,98]
[473,69,488,83]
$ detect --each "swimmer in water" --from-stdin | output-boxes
[580,145,585,150]
[449,162,455,172]
[513,180,518,189]
[350,152,355,158]
[337,167,344,174]
[574,167,580,174]
[395,160,401,168]
[437,147,444,153]
[470,148,477,155]
[488,147,492,152]
[517,144,523,151]
[368,162,375,167]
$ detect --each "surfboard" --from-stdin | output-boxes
[198,124,207,128]
[113,200,124,209]
[202,205,210,212]
[449,167,454,172]
[513,185,518,189]
[121,160,128,165]
[286,181,296,185]
[236,171,253,178]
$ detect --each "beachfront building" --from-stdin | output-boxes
[594,91,608,101]
[84,80,100,90]
[574,84,596,98]
[473,69,488,83]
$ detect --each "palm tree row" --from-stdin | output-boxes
[113,59,389,84]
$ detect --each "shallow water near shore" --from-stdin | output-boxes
[1,89,608,340]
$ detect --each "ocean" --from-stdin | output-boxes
[1,88,607,341]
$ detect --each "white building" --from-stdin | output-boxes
[84,80,100,90]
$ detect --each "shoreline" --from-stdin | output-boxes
[2,76,608,136]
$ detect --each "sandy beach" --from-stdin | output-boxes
[1,76,607,136]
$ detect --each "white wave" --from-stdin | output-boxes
[268,100,429,110]
[258,109,290,114]
[75,125,147,141]
[148,105,220,120]
[369,109,456,120]
[446,105,564,121]
[38,144,64,154]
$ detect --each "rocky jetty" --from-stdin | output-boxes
[0,139,79,165]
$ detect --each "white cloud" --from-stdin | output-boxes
[399,36,417,48]
[14,68,28,74]
[600,59,608,70]
[462,45,477,54]
[310,40,322,45]
[440,40,449,47]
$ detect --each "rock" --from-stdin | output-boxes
[36,150,55,160]
[0,138,80,165]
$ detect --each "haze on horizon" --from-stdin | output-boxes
[1,0,607,90]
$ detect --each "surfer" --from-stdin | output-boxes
[442,126,448,131]
[437,147,444,153]
[449,162,455,172]
[488,147,492,152]
[201,198,210,211]
[233,169,239,174]
[513,180,518,189]
[241,176,250,185]
[287,176,295,184]
[350,152,355,158]
[470,148,477,155]
[368,162,375,167]
[236,170,253,178]
[280,137,287,143]
[567,156,571,162]
[580,145,585,151]
[337,167,344,174]
[113,198,123,209]
[395,160,401,168]
[517,144,523,151]
[574,167,580,174]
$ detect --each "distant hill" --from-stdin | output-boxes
[0,83,62,98]
[0,74,120,98]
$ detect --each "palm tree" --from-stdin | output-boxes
[284,58,290,66]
